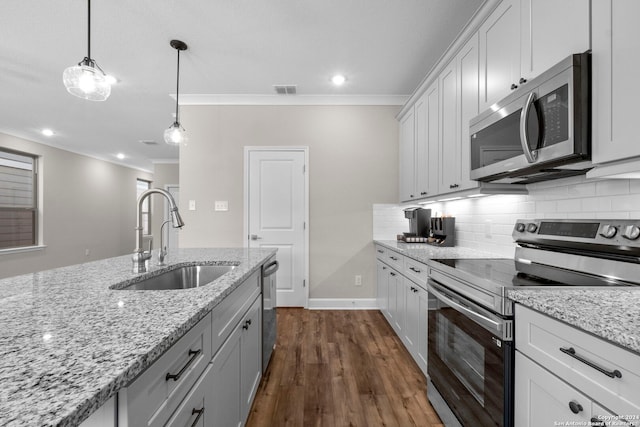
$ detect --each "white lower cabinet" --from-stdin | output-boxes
[375,245,429,378]
[515,304,640,427]
[402,277,428,377]
[111,269,264,427]
[210,295,262,427]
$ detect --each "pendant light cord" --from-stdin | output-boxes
[175,48,180,123]
[87,0,91,60]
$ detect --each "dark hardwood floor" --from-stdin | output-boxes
[246,309,444,427]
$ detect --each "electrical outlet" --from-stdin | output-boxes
[355,275,362,287]
[189,200,196,211]
[85,249,90,257]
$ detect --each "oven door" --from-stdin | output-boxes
[427,279,514,427]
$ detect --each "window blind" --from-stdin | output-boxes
[0,150,36,249]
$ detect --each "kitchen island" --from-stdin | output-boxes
[0,248,276,427]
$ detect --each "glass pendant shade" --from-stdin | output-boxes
[63,58,111,101]
[164,122,187,145]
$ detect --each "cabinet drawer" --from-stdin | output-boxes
[375,244,387,261]
[515,305,640,417]
[120,313,212,427]
[211,270,261,354]
[164,364,212,427]
[403,258,428,287]
[383,249,404,271]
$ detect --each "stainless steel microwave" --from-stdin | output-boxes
[469,52,591,184]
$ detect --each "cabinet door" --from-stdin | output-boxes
[439,59,459,194]
[392,271,405,335]
[515,351,593,427]
[520,0,590,82]
[414,94,430,198]
[479,0,521,111]
[592,0,640,164]
[403,278,419,354]
[386,269,398,325]
[415,284,428,377]
[376,260,389,314]
[399,110,416,202]
[426,81,440,197]
[210,325,242,427]
[240,297,262,421]
[457,33,481,191]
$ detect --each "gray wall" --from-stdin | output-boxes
[179,105,399,299]
[0,133,153,279]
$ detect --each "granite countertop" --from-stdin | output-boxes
[0,248,276,427]
[508,288,640,356]
[374,239,506,263]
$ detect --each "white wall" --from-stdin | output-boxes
[150,162,179,246]
[179,105,400,300]
[378,175,640,258]
[0,133,153,279]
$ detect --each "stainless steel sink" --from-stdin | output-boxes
[118,265,236,290]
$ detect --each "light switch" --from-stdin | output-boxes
[189,200,196,211]
[215,201,229,211]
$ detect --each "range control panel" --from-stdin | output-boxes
[513,219,640,247]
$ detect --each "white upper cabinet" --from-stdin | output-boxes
[457,33,480,191]
[439,59,459,194]
[479,0,589,112]
[520,0,590,82]
[399,110,416,202]
[426,81,440,197]
[592,0,640,165]
[415,90,439,199]
[479,0,521,111]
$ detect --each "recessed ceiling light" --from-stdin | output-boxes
[116,153,125,160]
[331,74,346,86]
[41,129,54,137]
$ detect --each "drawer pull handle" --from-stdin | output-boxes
[191,407,205,427]
[390,256,398,261]
[377,249,384,253]
[242,319,252,330]
[568,400,583,414]
[409,267,421,273]
[390,272,396,277]
[559,347,622,379]
[166,349,202,381]
[590,417,606,427]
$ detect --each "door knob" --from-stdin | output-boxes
[250,234,262,240]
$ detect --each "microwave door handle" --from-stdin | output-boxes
[428,282,502,335]
[519,91,538,163]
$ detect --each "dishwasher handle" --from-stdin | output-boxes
[263,260,279,277]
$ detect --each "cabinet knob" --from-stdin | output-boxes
[410,194,414,198]
[510,83,518,90]
[519,77,527,84]
[568,400,583,414]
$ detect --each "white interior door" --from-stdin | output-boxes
[164,185,179,250]
[246,149,307,307]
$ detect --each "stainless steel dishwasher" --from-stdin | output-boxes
[262,257,279,373]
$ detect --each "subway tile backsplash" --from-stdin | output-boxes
[374,175,640,258]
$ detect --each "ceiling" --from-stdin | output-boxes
[0,0,484,171]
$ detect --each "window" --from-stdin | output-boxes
[136,179,151,235]
[0,148,37,250]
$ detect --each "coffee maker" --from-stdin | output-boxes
[403,207,431,239]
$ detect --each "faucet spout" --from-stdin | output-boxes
[133,188,184,273]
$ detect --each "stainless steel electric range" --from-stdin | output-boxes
[427,219,640,427]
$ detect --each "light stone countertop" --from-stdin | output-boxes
[374,239,506,264]
[507,288,640,355]
[0,248,276,427]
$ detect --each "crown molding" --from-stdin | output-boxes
[177,94,409,106]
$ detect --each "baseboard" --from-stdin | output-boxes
[307,298,379,310]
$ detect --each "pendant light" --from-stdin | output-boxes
[164,40,188,145]
[62,0,111,101]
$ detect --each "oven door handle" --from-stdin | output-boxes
[428,281,503,336]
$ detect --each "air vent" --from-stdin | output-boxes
[139,140,159,145]
[273,85,297,95]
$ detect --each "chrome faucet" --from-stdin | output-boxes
[133,188,184,273]
[158,220,171,266]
